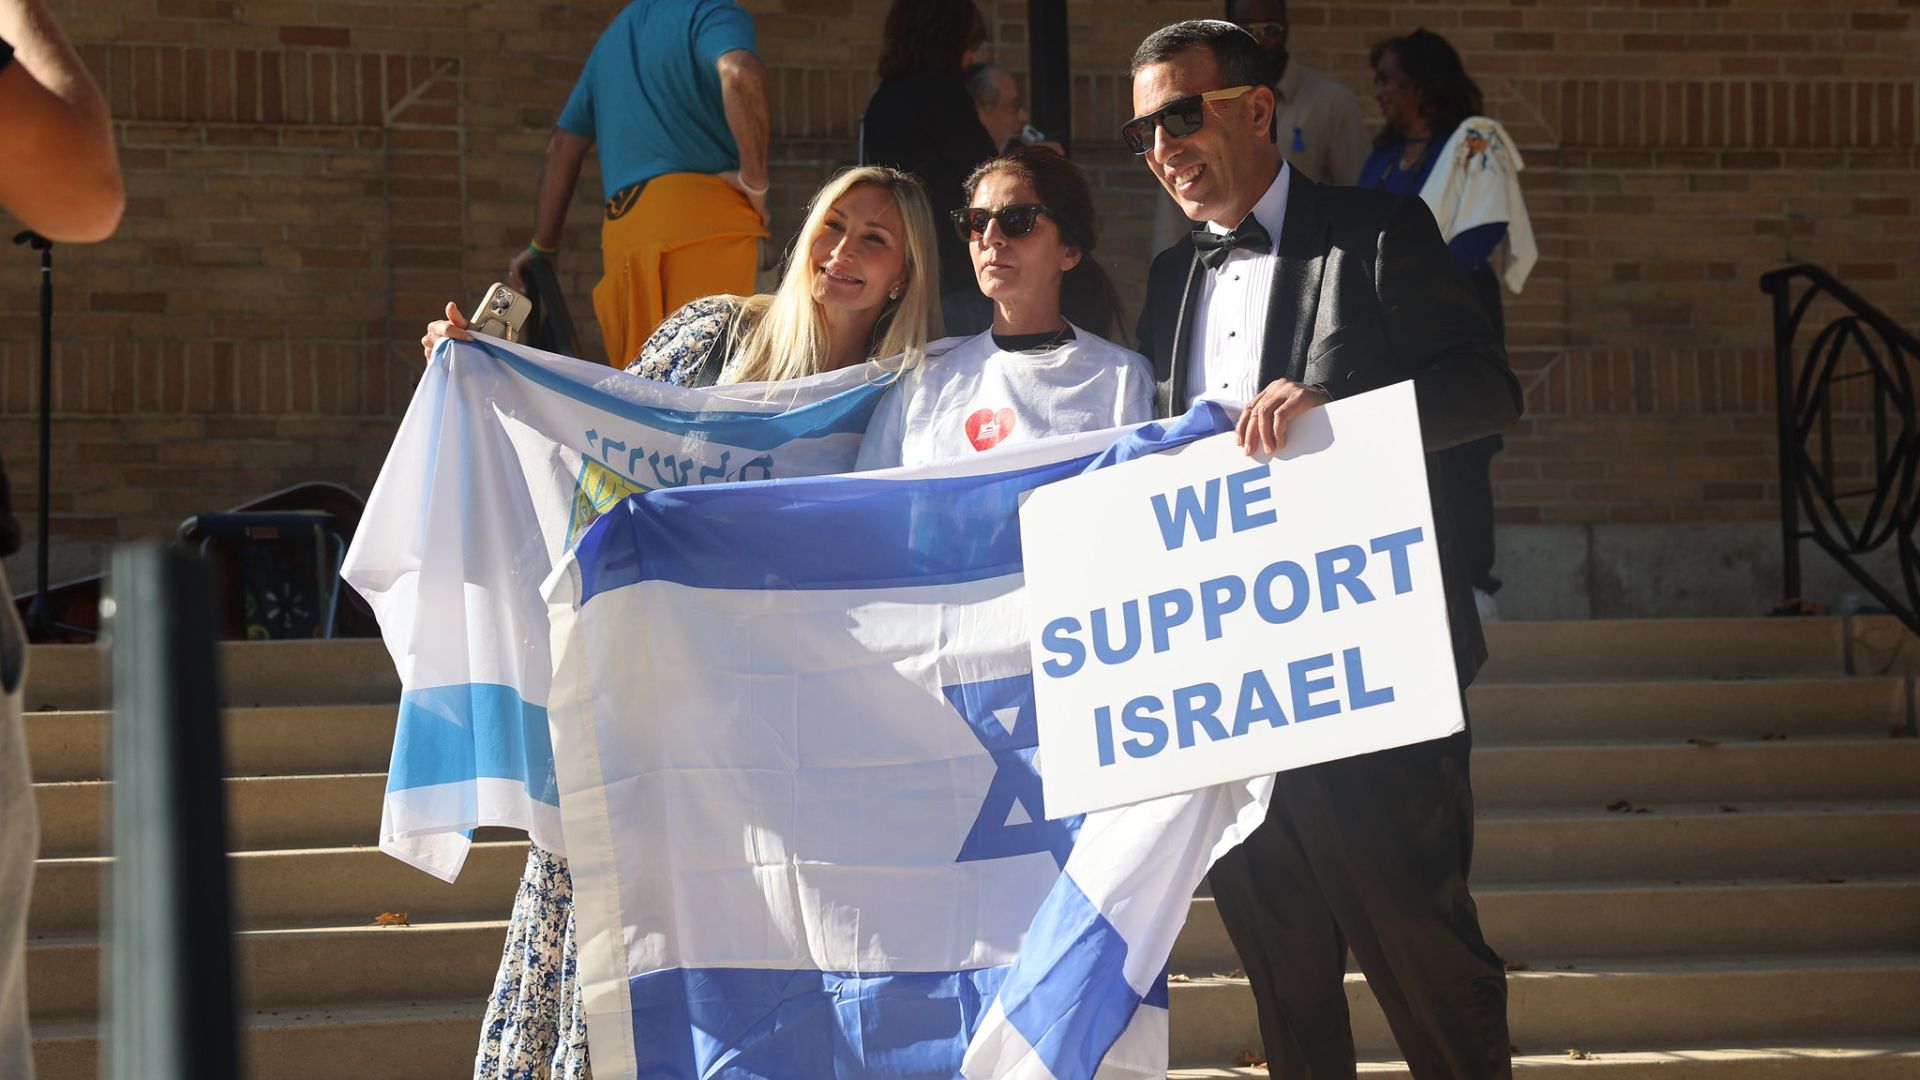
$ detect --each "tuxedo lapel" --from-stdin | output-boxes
[1163,252,1204,414]
[1263,174,1329,387]
[1150,238,1204,418]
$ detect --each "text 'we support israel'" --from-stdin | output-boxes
[1036,463,1425,767]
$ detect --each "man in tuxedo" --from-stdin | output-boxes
[1127,20,1522,1080]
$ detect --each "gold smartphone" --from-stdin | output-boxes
[470,282,532,342]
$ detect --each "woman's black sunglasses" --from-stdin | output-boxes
[951,203,1058,243]
[1120,85,1256,155]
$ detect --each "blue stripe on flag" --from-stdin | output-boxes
[1145,967,1169,1009]
[629,965,1009,1078]
[465,337,892,450]
[385,682,559,806]
[572,402,1236,604]
[995,870,1146,1080]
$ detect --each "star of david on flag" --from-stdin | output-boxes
[947,673,1082,869]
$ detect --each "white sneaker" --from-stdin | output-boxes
[1474,588,1500,622]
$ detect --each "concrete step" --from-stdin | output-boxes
[32,958,1920,1080]
[26,841,526,938]
[27,920,506,1023]
[1172,876,1920,975]
[34,697,1911,796]
[34,1018,1920,1080]
[23,704,396,782]
[1469,800,1920,883]
[30,797,1914,941]
[1470,736,1920,809]
[34,871,1920,1025]
[1465,676,1908,741]
[22,638,399,712]
[1165,953,1920,1066]
[36,1026,1920,1080]
[31,999,482,1080]
[1172,1039,1920,1078]
[1480,618,1848,682]
[33,773,386,857]
[35,736,1917,858]
[1846,615,1920,676]
[39,870,1920,1024]
[25,679,1909,788]
[14,618,1873,714]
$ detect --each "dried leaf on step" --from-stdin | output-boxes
[1166,972,1191,982]
[1759,732,1788,741]
[1605,799,1632,812]
[1215,968,1244,979]
[1232,1051,1267,1068]
[1719,804,1741,813]
[375,911,410,926]
[1503,960,1529,971]
[1685,737,1721,749]
[1566,1048,1595,1060]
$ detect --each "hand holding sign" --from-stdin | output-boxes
[1019,383,1463,817]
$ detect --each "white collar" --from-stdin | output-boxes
[1203,160,1290,244]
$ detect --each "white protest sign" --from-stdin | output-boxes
[1019,382,1463,817]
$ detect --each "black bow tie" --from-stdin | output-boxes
[1192,216,1272,270]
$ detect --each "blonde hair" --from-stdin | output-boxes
[725,167,943,385]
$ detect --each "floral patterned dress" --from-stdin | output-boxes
[473,296,744,1080]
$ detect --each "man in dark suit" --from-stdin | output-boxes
[1126,20,1522,1080]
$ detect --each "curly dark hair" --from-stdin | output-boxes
[962,147,1127,342]
[877,0,988,81]
[1369,28,1484,148]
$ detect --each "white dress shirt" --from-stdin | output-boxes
[1186,163,1290,407]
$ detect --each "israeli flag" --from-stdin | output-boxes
[342,336,893,880]
[545,404,1272,1079]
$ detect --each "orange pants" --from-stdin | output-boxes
[593,173,766,367]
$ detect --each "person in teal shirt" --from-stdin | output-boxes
[510,0,772,367]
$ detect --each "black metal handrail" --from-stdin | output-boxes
[1762,263,1920,633]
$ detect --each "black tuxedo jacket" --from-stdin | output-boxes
[1135,172,1523,686]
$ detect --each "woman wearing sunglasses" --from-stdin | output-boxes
[419,164,944,1080]
[857,146,1152,469]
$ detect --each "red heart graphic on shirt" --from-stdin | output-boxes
[965,408,1016,451]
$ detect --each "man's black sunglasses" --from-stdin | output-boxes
[951,203,1058,242]
[1120,85,1256,155]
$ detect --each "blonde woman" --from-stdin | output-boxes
[428,165,942,390]
[423,165,943,1080]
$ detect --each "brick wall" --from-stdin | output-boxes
[3,0,1916,585]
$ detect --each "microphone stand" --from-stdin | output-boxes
[13,230,93,640]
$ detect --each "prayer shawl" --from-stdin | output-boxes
[1419,115,1537,294]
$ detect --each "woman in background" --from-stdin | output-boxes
[1363,27,1535,621]
[859,0,1001,337]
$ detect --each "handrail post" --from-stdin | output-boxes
[106,543,240,1080]
[1771,276,1803,604]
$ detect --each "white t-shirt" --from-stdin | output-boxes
[857,326,1155,470]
